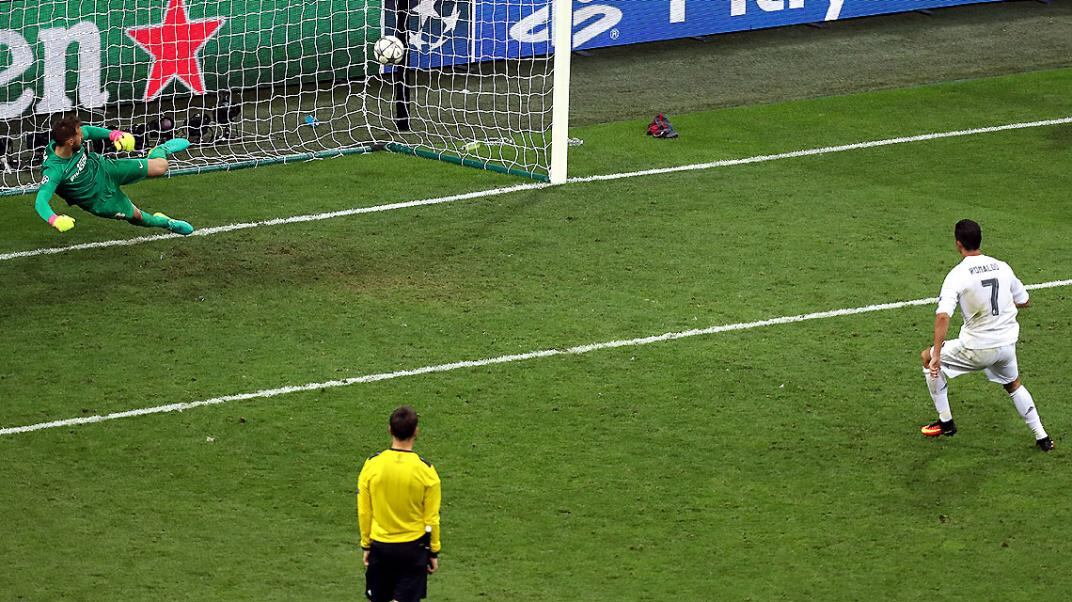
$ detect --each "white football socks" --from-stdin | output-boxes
[924,368,952,422]
[1010,385,1048,440]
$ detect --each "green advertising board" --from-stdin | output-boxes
[1,0,380,120]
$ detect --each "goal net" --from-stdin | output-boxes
[0,0,571,196]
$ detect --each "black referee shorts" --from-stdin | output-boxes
[365,539,430,602]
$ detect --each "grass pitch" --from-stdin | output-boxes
[1,65,1071,600]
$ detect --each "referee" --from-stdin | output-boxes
[358,406,442,602]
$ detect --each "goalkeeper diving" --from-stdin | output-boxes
[35,115,195,235]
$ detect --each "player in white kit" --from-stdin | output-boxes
[920,219,1053,452]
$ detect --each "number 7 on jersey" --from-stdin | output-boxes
[982,278,999,316]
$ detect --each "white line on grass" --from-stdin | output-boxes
[0,182,551,262]
[2,116,1069,263]
[567,116,1072,184]
[3,279,1069,437]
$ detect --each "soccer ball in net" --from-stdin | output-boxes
[374,36,406,66]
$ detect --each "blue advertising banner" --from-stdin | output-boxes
[401,0,1004,68]
[568,0,1006,50]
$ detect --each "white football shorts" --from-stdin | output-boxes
[933,340,1019,385]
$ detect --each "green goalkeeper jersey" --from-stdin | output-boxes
[34,126,114,221]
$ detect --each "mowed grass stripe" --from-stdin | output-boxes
[3,279,1069,437]
[2,115,1069,263]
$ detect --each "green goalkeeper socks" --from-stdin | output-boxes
[136,212,171,228]
[147,138,191,159]
[131,210,193,235]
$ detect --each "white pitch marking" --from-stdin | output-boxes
[567,116,1072,184]
[0,182,551,262]
[2,279,1069,437]
[2,116,1069,263]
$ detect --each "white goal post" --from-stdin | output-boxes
[549,0,573,185]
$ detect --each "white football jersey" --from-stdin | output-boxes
[936,254,1029,349]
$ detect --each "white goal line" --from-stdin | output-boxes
[2,115,1069,263]
[2,278,1069,437]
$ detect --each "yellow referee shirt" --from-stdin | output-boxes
[358,449,442,553]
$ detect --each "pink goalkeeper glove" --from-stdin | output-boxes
[48,214,75,232]
[109,130,135,152]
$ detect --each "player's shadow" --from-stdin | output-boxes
[898,413,1017,505]
[1048,123,1072,149]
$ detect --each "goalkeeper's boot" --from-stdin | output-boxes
[160,138,190,154]
[148,138,191,159]
[921,419,957,437]
[154,212,195,236]
[1036,436,1055,452]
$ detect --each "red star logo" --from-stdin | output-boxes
[126,0,226,101]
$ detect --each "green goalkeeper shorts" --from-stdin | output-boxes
[80,159,149,220]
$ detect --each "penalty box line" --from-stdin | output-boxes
[2,115,1070,263]
[2,278,1070,437]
